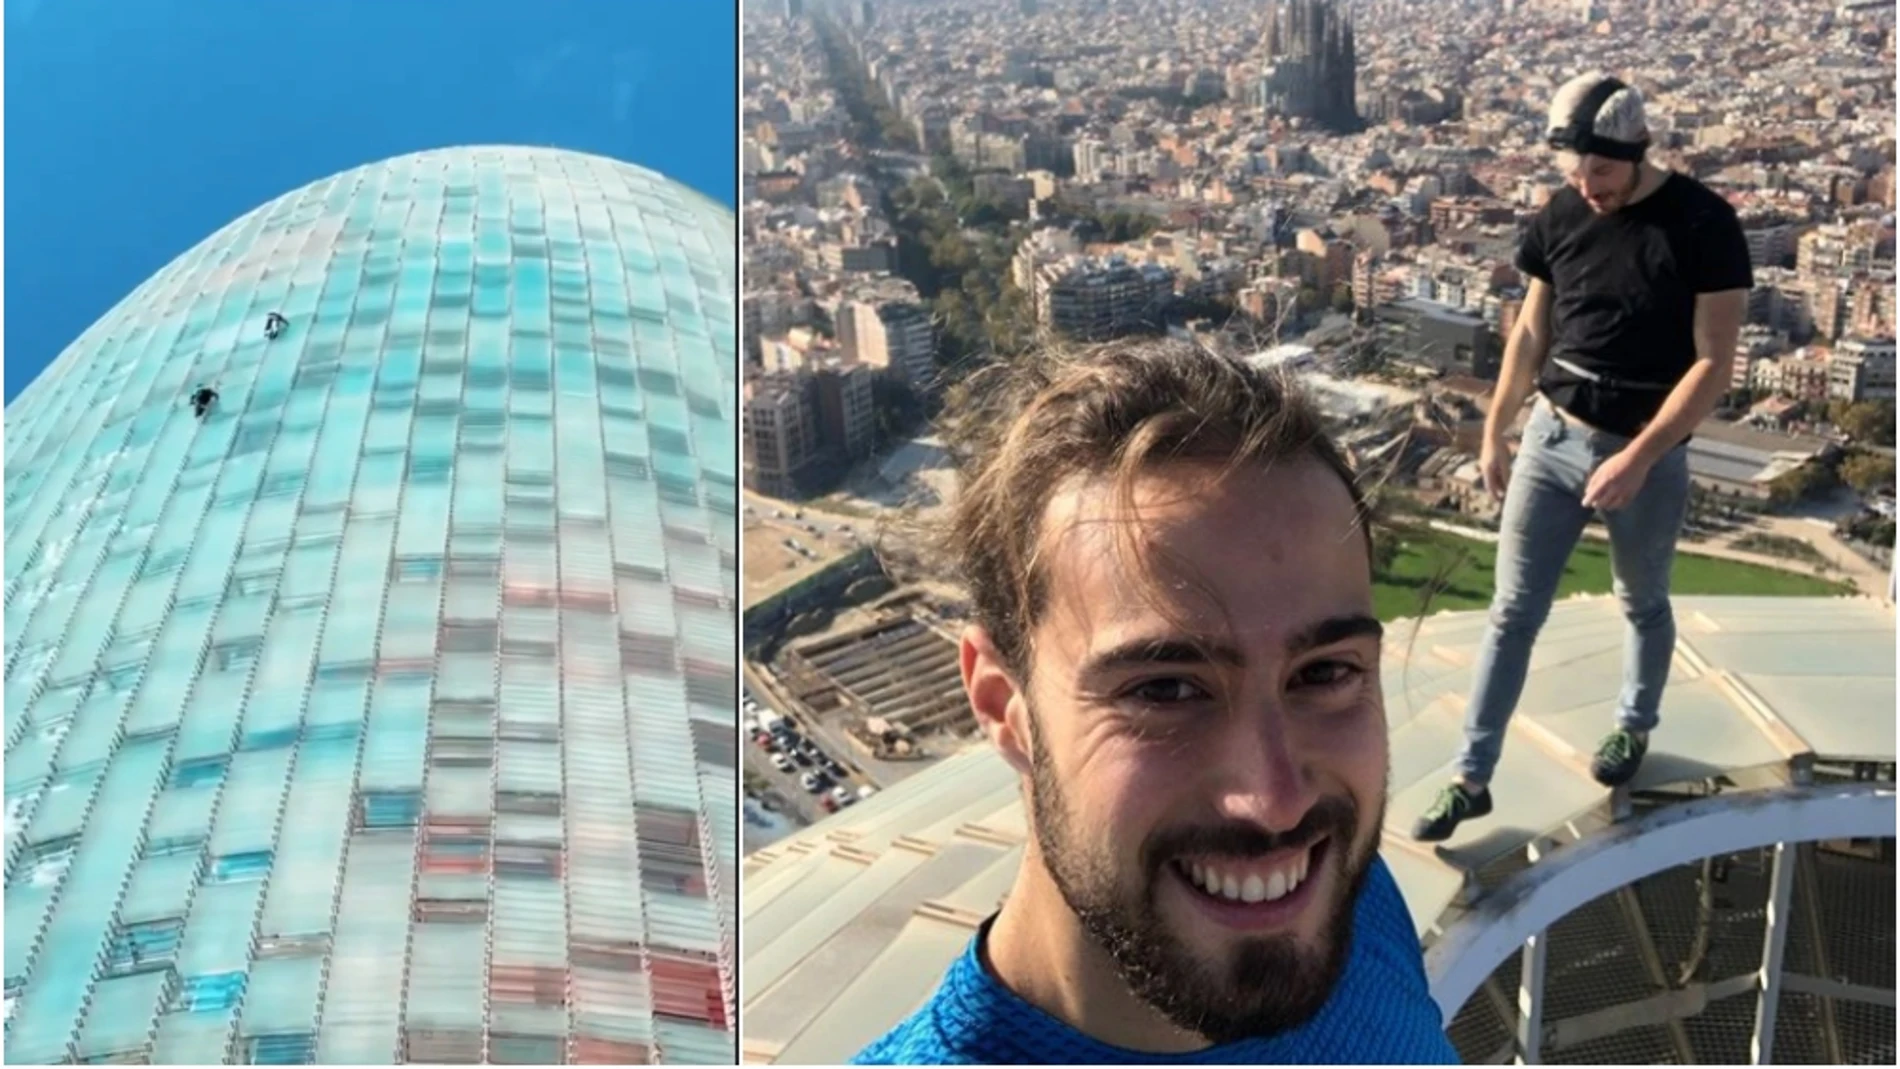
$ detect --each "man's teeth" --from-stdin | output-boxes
[1187,850,1311,904]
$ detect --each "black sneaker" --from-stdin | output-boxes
[1412,782,1492,843]
[1591,728,1649,787]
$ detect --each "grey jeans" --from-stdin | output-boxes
[1457,398,1691,787]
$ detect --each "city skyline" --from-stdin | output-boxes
[740,0,1894,499]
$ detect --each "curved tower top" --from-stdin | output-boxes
[4,147,737,1065]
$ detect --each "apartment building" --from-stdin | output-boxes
[840,297,938,392]
[1032,256,1176,341]
[1829,335,1898,402]
[742,358,878,500]
[1373,296,1502,379]
[744,372,822,498]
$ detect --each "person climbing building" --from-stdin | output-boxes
[263,312,288,340]
[190,385,218,420]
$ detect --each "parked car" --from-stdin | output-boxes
[770,753,794,773]
[829,785,856,808]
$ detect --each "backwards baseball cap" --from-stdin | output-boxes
[1545,72,1649,162]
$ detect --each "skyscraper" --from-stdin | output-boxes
[4,148,737,1065]
[1259,0,1360,133]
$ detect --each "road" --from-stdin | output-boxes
[1730,515,1889,596]
[794,705,927,790]
[742,488,875,529]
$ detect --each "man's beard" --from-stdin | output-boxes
[1024,714,1380,1045]
[1591,165,1642,212]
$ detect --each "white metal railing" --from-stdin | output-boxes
[1424,781,1897,1039]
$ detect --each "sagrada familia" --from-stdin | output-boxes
[1259,0,1361,133]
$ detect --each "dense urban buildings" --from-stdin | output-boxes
[3,148,737,1065]
[744,0,1893,507]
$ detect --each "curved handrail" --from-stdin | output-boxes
[1424,781,1897,1019]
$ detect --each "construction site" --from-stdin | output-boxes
[740,460,980,789]
[746,583,975,789]
[772,607,969,759]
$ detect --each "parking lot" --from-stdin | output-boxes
[741,688,876,827]
[744,744,825,827]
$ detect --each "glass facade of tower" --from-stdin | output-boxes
[3,148,737,1065]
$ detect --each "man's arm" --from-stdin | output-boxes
[1625,288,1747,464]
[1484,277,1553,440]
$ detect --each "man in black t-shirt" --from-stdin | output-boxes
[1414,72,1752,843]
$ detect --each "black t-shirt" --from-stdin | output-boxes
[1517,172,1754,437]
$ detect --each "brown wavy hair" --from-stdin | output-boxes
[939,337,1376,680]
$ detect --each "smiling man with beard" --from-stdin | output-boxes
[852,340,1457,1064]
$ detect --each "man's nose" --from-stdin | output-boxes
[1210,702,1318,833]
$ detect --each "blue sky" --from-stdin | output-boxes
[3,0,737,401]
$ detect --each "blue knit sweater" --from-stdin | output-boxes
[853,855,1459,1064]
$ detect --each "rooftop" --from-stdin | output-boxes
[740,594,1895,1065]
[1389,295,1489,325]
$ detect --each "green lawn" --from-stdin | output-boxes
[1372,534,1854,621]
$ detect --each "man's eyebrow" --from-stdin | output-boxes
[1287,614,1384,655]
[1079,638,1244,678]
[1079,615,1384,677]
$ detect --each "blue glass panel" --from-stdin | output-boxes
[209,851,273,883]
[179,971,247,1013]
[359,789,422,830]
[167,757,228,789]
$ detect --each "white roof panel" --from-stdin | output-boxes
[741,595,1896,1064]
